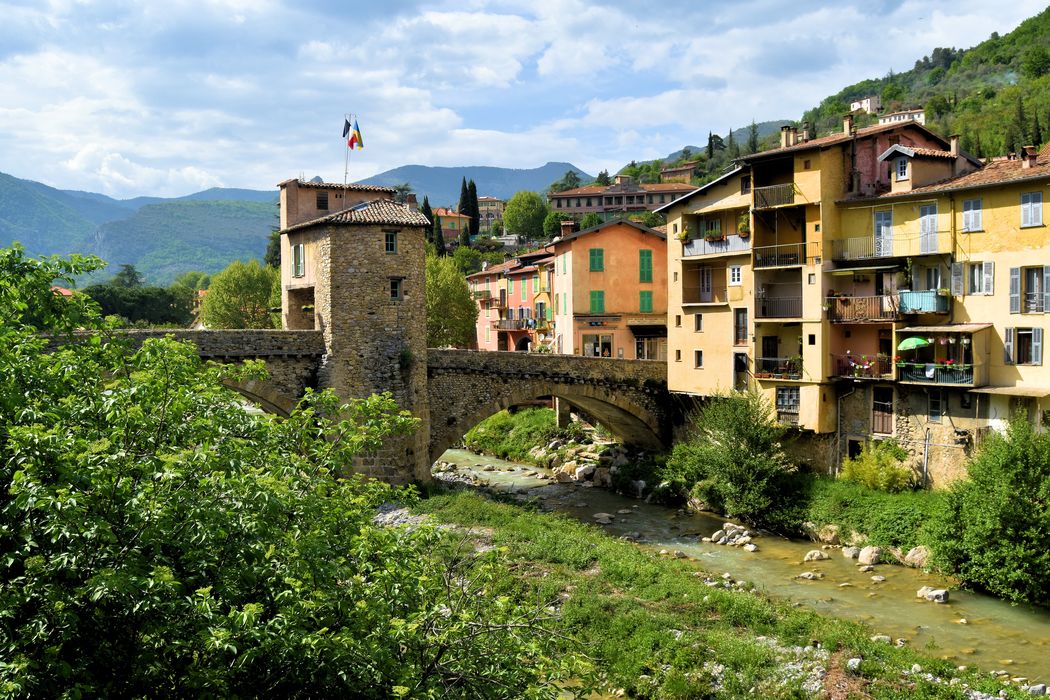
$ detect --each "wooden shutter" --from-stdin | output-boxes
[950,263,964,296]
[1004,327,1015,364]
[1043,266,1050,313]
[983,261,995,295]
[1034,328,1044,366]
[1009,267,1021,313]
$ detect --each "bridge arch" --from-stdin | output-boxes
[222,379,300,417]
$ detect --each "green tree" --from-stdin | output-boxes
[392,182,414,204]
[467,179,480,241]
[747,120,760,154]
[451,245,483,274]
[0,244,576,696]
[112,263,144,288]
[502,191,548,242]
[661,391,796,526]
[490,219,503,236]
[549,170,582,193]
[580,212,603,230]
[1021,45,1050,79]
[634,211,664,229]
[426,254,477,347]
[726,128,739,159]
[926,415,1050,604]
[434,221,447,257]
[419,195,436,247]
[173,270,210,290]
[457,177,469,215]
[264,229,281,268]
[543,211,575,238]
[594,170,611,186]
[200,259,278,329]
[84,284,193,327]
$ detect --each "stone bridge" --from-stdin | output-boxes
[110,331,674,481]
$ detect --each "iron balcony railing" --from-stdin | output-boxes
[494,319,527,331]
[832,353,893,379]
[756,296,802,319]
[826,295,899,322]
[898,363,975,385]
[898,290,950,314]
[1023,292,1045,313]
[753,183,796,209]
[471,289,492,300]
[753,241,820,268]
[830,231,951,261]
[754,356,803,379]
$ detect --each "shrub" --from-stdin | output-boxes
[661,392,796,526]
[838,439,915,493]
[462,408,560,463]
[926,415,1050,604]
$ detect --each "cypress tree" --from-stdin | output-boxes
[1033,113,1044,148]
[457,177,469,214]
[727,128,739,159]
[467,180,480,241]
[420,195,434,241]
[434,222,446,256]
[747,120,760,154]
[706,131,714,159]
[1015,97,1029,146]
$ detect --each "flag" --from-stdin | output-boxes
[342,118,351,138]
[348,118,364,150]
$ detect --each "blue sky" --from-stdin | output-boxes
[0,0,1044,199]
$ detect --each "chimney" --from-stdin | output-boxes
[406,193,417,206]
[560,220,578,237]
[788,127,798,146]
[843,113,854,136]
[801,122,811,142]
[1022,145,1038,168]
[780,125,791,149]
[949,134,960,156]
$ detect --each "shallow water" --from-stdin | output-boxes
[438,449,1050,682]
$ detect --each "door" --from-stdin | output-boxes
[761,336,779,373]
[699,267,713,302]
[872,387,894,435]
[919,204,937,254]
[874,210,892,257]
[733,353,749,391]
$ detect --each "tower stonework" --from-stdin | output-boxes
[279,181,432,483]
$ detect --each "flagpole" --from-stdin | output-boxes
[343,112,352,189]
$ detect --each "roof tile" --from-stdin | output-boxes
[283,199,430,232]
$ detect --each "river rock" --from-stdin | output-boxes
[574,464,595,481]
[858,546,884,566]
[592,512,614,524]
[846,658,862,672]
[804,550,830,562]
[842,546,860,559]
[561,459,578,474]
[616,508,632,515]
[870,634,892,644]
[1028,683,1046,695]
[482,464,496,471]
[926,588,949,604]
[710,529,726,542]
[858,565,874,572]
[593,467,611,488]
[871,575,886,583]
[630,479,646,498]
[795,571,822,580]
[743,543,759,552]
[554,470,573,483]
[904,545,931,568]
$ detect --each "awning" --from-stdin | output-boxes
[899,323,993,334]
[969,386,1050,398]
[629,324,667,338]
[829,265,901,276]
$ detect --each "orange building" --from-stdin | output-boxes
[550,220,667,359]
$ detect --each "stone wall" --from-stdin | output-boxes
[426,350,673,464]
[115,329,325,357]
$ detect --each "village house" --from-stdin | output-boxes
[478,196,505,232]
[547,175,694,221]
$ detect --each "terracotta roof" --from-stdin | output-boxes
[433,207,468,217]
[661,160,701,172]
[282,199,430,232]
[651,224,668,234]
[466,259,516,279]
[550,182,696,197]
[742,122,948,162]
[910,147,955,159]
[860,143,1050,201]
[277,177,395,193]
[554,218,666,244]
[51,285,74,297]
[549,184,606,196]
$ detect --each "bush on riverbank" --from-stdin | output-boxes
[926,415,1050,605]
[838,439,915,493]
[462,407,576,463]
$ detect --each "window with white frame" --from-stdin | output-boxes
[1005,327,1043,365]
[292,243,305,278]
[896,158,908,180]
[1021,192,1043,227]
[968,261,994,295]
[729,265,742,286]
[962,198,982,232]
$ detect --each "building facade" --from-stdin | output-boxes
[548,175,694,221]
[478,196,505,232]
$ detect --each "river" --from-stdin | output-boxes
[437,448,1050,684]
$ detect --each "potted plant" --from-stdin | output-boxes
[937,287,951,297]
[737,214,751,238]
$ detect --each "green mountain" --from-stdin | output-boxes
[802,8,1050,156]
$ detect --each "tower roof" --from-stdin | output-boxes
[281,199,430,233]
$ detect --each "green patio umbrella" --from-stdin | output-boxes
[897,336,930,351]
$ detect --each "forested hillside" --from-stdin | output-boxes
[803,8,1050,156]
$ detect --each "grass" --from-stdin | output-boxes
[415,490,1026,699]
[462,407,587,465]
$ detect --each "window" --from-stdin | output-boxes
[803,159,811,170]
[659,194,666,203]
[292,243,305,278]
[675,349,682,362]
[694,313,703,332]
[507,278,514,294]
[962,198,983,232]
[776,387,800,415]
[562,254,567,274]
[1005,327,1044,365]
[872,387,894,434]
[694,350,704,368]
[521,278,526,301]
[1021,192,1043,227]
[639,249,653,283]
[704,218,721,237]
[589,248,604,271]
[729,265,742,286]
[385,231,398,254]
[675,314,682,327]
[896,158,908,181]
[928,390,944,423]
[590,290,605,313]
[919,204,938,254]
[1010,266,1049,313]
[389,278,403,301]
[733,308,748,346]
[533,274,539,292]
[925,266,942,291]
[968,262,994,295]
[639,290,653,313]
[740,175,751,194]
[316,191,329,210]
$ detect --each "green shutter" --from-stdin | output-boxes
[639,249,652,283]
[640,290,653,313]
[508,278,514,294]
[589,248,604,271]
[590,290,605,313]
[521,277,526,300]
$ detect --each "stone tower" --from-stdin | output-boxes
[278,179,432,483]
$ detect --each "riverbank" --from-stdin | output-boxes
[414,484,1040,698]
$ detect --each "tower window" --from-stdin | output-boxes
[317,191,329,210]
[389,278,403,301]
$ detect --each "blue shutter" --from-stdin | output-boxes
[1034,328,1044,366]
[1043,266,1050,313]
[1004,327,1015,364]
[951,263,964,296]
[1009,267,1021,313]
[983,261,995,296]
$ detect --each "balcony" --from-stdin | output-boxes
[753,242,819,268]
[756,295,802,319]
[753,183,796,209]
[471,289,492,300]
[830,231,951,261]
[754,356,803,380]
[826,295,899,322]
[683,284,728,305]
[1023,292,1045,313]
[832,353,893,380]
[898,290,950,314]
[683,234,752,258]
[898,363,975,385]
[494,319,527,331]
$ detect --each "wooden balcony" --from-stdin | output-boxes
[753,183,796,209]
[494,319,527,331]
[826,295,899,322]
